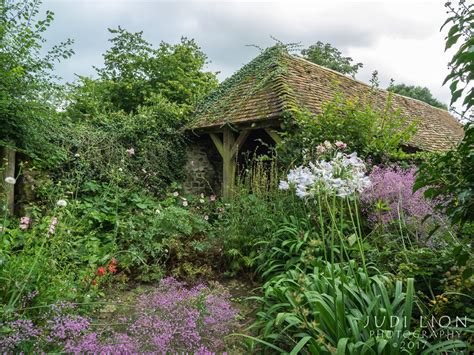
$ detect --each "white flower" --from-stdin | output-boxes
[316,145,326,154]
[278,181,290,190]
[155,209,161,214]
[200,193,205,199]
[74,153,80,158]
[118,168,123,172]
[323,140,332,149]
[199,199,205,204]
[56,199,68,207]
[4,177,16,185]
[204,215,209,221]
[182,200,188,207]
[173,191,179,197]
[295,187,308,199]
[281,150,370,199]
[126,148,135,156]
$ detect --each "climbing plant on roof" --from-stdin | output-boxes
[191,45,299,130]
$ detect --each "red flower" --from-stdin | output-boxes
[108,263,117,274]
[97,267,106,276]
[91,279,97,286]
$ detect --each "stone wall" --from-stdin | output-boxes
[182,137,220,195]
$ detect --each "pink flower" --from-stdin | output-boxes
[209,195,216,202]
[19,216,31,231]
[48,217,58,235]
[126,148,135,156]
[335,141,347,149]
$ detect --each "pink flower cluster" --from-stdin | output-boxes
[361,165,441,236]
[1,280,237,353]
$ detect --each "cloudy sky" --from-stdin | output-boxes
[41,0,453,105]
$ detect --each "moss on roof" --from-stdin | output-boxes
[189,46,463,152]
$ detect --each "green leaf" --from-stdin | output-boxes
[445,34,462,50]
[290,336,312,355]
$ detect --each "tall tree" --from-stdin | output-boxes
[301,41,363,77]
[0,0,73,159]
[69,27,218,115]
[387,83,448,109]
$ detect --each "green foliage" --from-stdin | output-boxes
[69,27,217,115]
[279,93,417,164]
[441,0,473,115]
[414,124,474,227]
[413,2,474,287]
[216,159,296,276]
[254,216,325,279]
[301,41,363,77]
[57,96,188,194]
[252,265,420,354]
[0,0,73,162]
[387,83,447,110]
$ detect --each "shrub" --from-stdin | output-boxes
[278,93,417,166]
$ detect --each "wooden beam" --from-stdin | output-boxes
[230,129,250,158]
[264,128,282,144]
[222,127,236,199]
[209,133,224,158]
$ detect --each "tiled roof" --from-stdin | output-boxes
[189,47,463,151]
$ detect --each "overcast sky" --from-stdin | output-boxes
[41,0,453,105]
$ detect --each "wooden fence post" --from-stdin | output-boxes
[2,145,16,215]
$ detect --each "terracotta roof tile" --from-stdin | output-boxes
[189,48,463,151]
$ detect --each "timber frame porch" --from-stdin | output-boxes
[189,121,282,198]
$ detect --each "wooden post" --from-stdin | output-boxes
[2,145,16,215]
[222,127,235,198]
[209,128,250,198]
